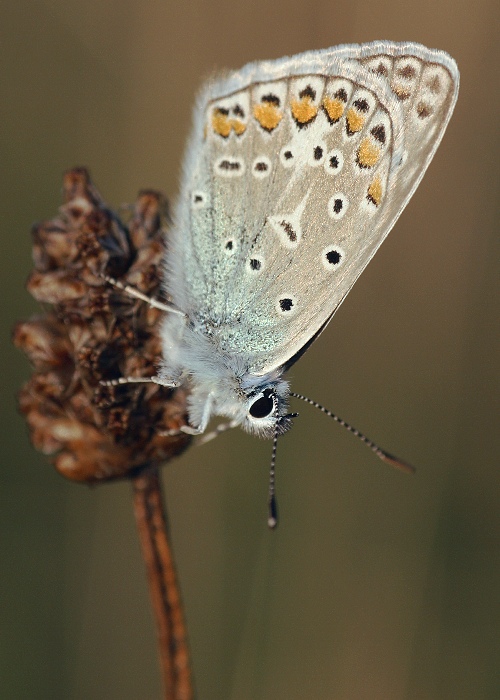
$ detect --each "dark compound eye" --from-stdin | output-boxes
[249,390,275,419]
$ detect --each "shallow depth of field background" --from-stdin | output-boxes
[1,1,498,699]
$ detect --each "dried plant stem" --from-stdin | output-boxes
[132,469,193,700]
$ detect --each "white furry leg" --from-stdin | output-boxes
[99,273,186,317]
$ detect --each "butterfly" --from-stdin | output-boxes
[106,41,459,526]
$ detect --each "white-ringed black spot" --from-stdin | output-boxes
[214,156,245,177]
[328,193,349,220]
[322,245,346,271]
[334,88,348,102]
[325,148,344,175]
[327,250,341,264]
[275,293,297,316]
[370,124,386,144]
[280,220,297,242]
[224,239,236,256]
[299,85,316,100]
[280,145,295,168]
[374,62,388,76]
[246,255,264,273]
[353,98,369,113]
[308,141,327,167]
[262,93,280,106]
[252,155,271,179]
[397,64,416,79]
[220,160,240,171]
[279,298,293,312]
[416,101,432,119]
[232,104,245,117]
[191,191,207,209]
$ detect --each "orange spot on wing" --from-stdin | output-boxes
[357,138,381,168]
[392,84,411,101]
[211,109,246,137]
[322,97,345,123]
[231,119,246,135]
[212,109,232,137]
[367,176,383,206]
[253,103,283,131]
[345,108,365,134]
[291,96,318,125]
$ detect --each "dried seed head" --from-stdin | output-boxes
[14,167,191,483]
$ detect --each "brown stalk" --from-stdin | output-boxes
[133,469,193,700]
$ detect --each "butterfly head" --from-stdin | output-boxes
[241,378,294,438]
[185,369,294,439]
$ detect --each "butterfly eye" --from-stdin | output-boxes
[249,390,275,419]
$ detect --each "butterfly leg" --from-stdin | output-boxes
[100,376,180,388]
[197,420,238,445]
[163,419,238,440]
[99,273,186,318]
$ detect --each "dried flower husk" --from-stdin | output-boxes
[14,167,191,482]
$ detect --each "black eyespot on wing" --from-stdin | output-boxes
[284,150,293,160]
[219,159,241,171]
[329,155,339,168]
[334,88,348,102]
[262,93,280,106]
[374,62,388,76]
[333,199,343,214]
[353,98,369,113]
[225,240,233,250]
[280,220,297,242]
[370,124,386,144]
[326,249,342,265]
[279,298,294,312]
[249,258,262,271]
[233,104,245,117]
[249,389,275,418]
[255,161,268,172]
[299,85,316,100]
[314,145,323,160]
[397,64,416,79]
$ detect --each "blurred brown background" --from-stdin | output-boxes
[1,1,498,699]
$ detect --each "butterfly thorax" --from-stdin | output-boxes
[159,312,291,437]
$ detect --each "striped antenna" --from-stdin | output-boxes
[290,392,415,474]
[267,412,299,529]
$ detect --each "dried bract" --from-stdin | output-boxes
[14,167,191,482]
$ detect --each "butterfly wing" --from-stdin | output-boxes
[166,42,459,376]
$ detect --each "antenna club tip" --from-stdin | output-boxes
[268,495,278,529]
[380,453,416,474]
[268,516,278,530]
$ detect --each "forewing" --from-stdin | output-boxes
[166,42,459,375]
